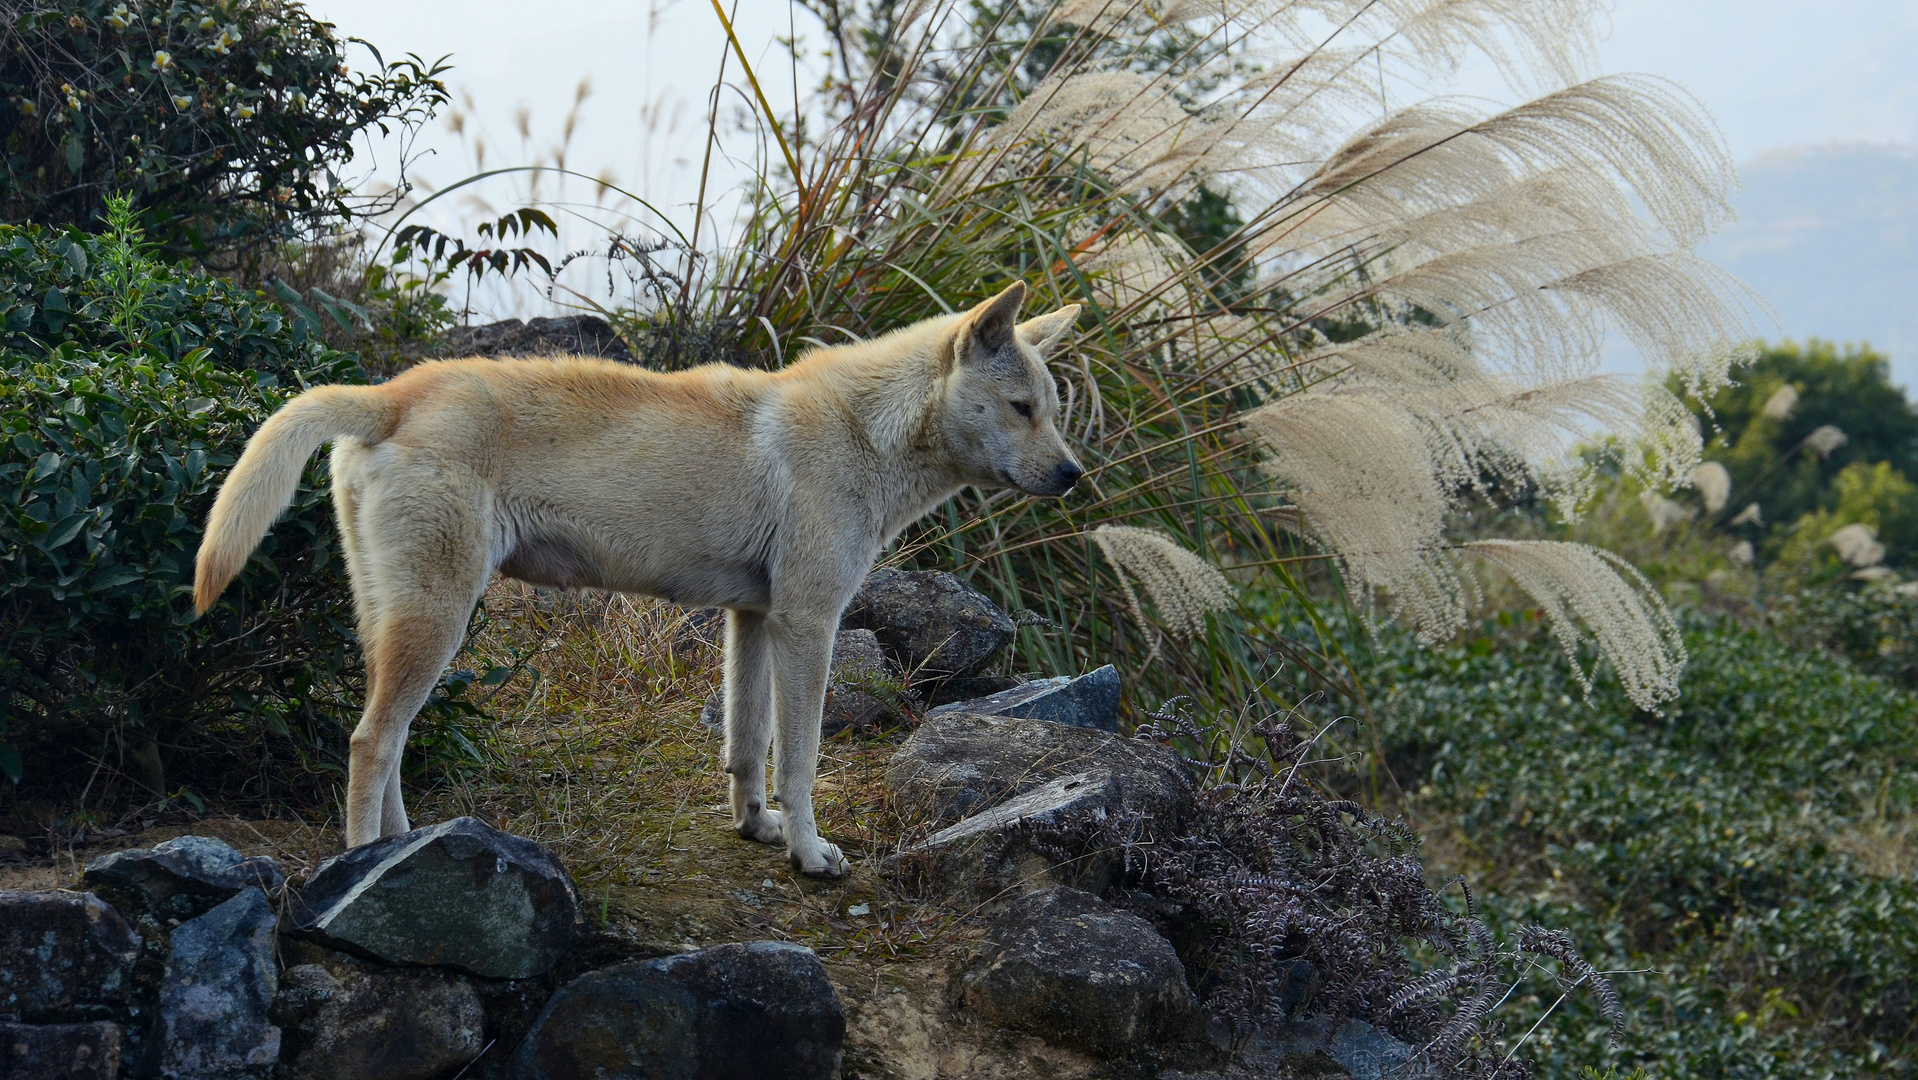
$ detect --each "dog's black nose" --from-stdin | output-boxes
[1053,461,1084,492]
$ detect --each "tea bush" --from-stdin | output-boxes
[0,210,369,806]
[1374,614,1918,1077]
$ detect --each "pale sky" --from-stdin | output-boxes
[309,0,1918,359]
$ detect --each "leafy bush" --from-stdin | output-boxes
[0,0,446,265]
[1374,614,1918,1077]
[1770,582,1918,691]
[0,207,365,804]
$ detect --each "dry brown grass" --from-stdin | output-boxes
[405,582,984,969]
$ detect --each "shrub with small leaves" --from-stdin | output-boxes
[0,0,447,265]
[0,207,367,804]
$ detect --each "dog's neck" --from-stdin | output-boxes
[808,325,971,543]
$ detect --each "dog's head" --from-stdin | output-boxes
[935,282,1085,497]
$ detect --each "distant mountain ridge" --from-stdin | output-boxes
[1704,142,1918,386]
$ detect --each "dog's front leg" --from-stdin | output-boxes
[723,610,784,844]
[768,611,850,878]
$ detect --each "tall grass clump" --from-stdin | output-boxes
[424,0,1755,714]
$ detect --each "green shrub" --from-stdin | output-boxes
[1374,614,1918,1077]
[0,0,446,265]
[0,208,365,805]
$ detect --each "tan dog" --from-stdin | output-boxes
[192,282,1082,876]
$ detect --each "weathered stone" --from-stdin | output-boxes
[511,941,844,1080]
[0,891,139,1021]
[822,628,913,735]
[1260,1019,1413,1080]
[83,836,283,923]
[272,949,485,1080]
[156,886,280,1077]
[928,665,1122,731]
[889,712,1191,826]
[961,887,1202,1055]
[700,629,915,736]
[0,1020,121,1080]
[840,569,1014,689]
[289,818,580,979]
[926,675,1020,707]
[439,315,634,362]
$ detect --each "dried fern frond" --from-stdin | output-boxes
[1091,525,1235,639]
[1463,539,1686,710]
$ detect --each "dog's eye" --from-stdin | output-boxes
[1010,400,1033,419]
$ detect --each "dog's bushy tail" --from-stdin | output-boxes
[193,385,396,616]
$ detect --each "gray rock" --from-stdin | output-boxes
[272,949,486,1080]
[700,629,914,736]
[928,665,1121,731]
[840,569,1014,689]
[822,628,913,735]
[156,886,280,1077]
[1260,1019,1414,1080]
[961,887,1202,1055]
[889,712,1191,826]
[0,1021,122,1080]
[439,315,634,362]
[288,817,580,980]
[890,715,1193,899]
[83,836,283,923]
[511,941,843,1080]
[925,675,1020,707]
[0,891,140,1021]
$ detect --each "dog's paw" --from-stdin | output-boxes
[735,807,784,845]
[790,839,850,879]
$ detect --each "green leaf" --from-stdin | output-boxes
[40,512,89,550]
[181,397,218,415]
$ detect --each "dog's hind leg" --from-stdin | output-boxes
[768,611,849,878]
[724,609,783,845]
[342,463,492,847]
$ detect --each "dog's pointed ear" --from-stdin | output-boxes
[966,282,1026,355]
[1016,304,1081,359]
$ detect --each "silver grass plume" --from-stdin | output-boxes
[1829,523,1886,569]
[1092,525,1235,639]
[1761,384,1799,420]
[1806,425,1849,459]
[722,0,1759,701]
[1692,461,1731,514]
[1464,540,1685,710]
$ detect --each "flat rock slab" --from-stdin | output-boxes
[157,886,281,1077]
[928,665,1121,731]
[0,891,139,1021]
[0,1020,122,1080]
[511,941,844,1080]
[840,569,1014,687]
[84,836,283,923]
[273,949,485,1080]
[289,817,580,980]
[889,713,1191,827]
[961,887,1202,1055]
